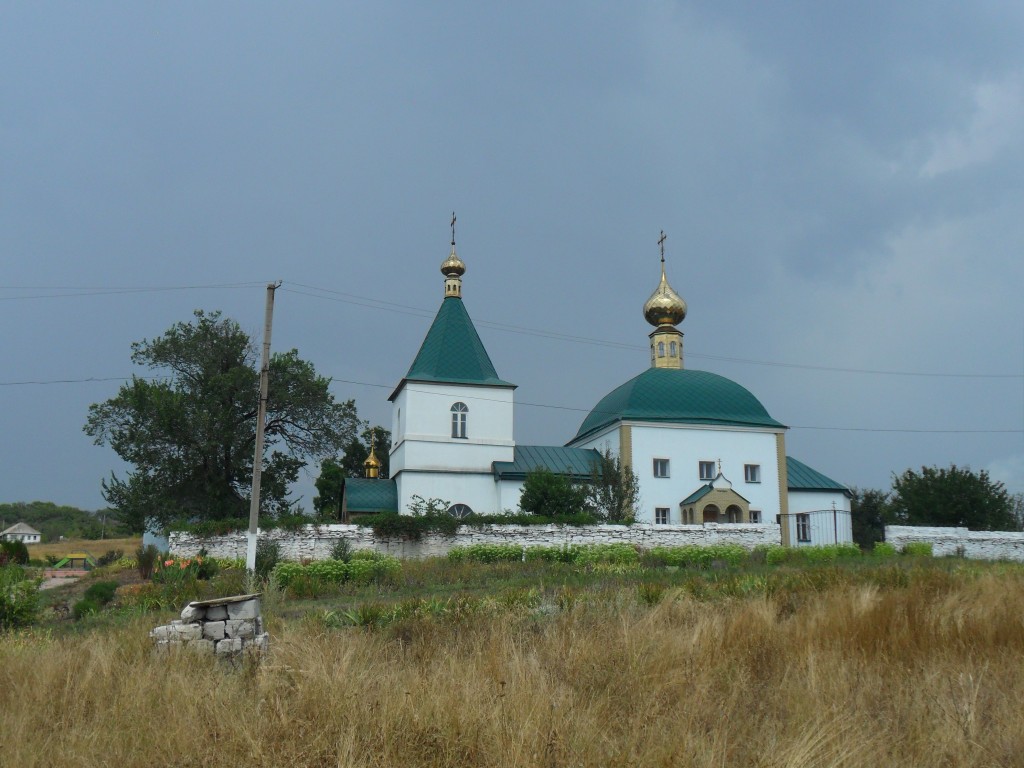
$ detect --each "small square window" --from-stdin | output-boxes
[653,458,670,478]
[655,507,670,525]
[750,510,761,523]
[699,461,715,481]
[744,464,761,483]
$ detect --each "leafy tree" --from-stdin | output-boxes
[313,425,391,520]
[313,458,347,520]
[84,310,358,531]
[519,467,591,518]
[585,449,639,523]
[337,425,391,479]
[850,487,891,549]
[890,465,1018,531]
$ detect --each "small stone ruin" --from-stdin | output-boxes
[150,593,269,661]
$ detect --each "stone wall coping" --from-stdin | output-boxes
[187,593,262,608]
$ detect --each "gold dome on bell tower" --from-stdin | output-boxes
[643,231,686,369]
[440,211,466,298]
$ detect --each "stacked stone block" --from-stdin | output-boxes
[151,594,269,660]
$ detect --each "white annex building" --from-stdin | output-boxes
[344,227,852,547]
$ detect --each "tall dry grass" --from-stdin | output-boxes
[2,569,1023,767]
[28,536,142,560]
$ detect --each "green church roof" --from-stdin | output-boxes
[393,297,514,396]
[786,456,849,494]
[572,368,785,442]
[343,478,398,513]
[493,445,601,480]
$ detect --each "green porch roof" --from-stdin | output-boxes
[786,456,849,494]
[397,297,514,392]
[680,484,714,505]
[572,368,785,442]
[493,445,601,480]
[343,478,398,513]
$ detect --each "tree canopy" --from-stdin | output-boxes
[889,464,1018,531]
[84,310,358,531]
[312,425,391,519]
[585,449,639,523]
[519,467,591,518]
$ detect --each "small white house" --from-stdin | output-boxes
[1,522,42,544]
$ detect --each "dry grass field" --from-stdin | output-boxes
[2,563,1024,767]
[27,536,141,560]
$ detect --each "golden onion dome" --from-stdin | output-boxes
[643,259,687,327]
[363,450,381,469]
[440,244,466,277]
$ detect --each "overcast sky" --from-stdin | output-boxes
[3,1,1023,512]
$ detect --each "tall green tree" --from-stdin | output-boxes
[849,487,891,548]
[84,310,358,531]
[890,465,1018,531]
[586,449,639,523]
[313,425,391,520]
[338,425,391,480]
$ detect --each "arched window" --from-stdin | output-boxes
[448,503,474,519]
[451,402,468,439]
[657,341,665,357]
[669,341,677,357]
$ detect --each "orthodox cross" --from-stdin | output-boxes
[658,230,667,262]
[451,211,457,246]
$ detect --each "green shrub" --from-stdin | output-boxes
[83,580,119,606]
[306,560,349,583]
[72,598,100,620]
[646,544,750,569]
[901,542,934,557]
[270,562,305,588]
[872,542,898,557]
[572,544,639,566]
[449,544,523,563]
[764,544,863,566]
[96,549,123,567]
[0,541,29,566]
[136,544,159,579]
[255,539,280,578]
[329,538,353,562]
[348,556,401,585]
[0,566,41,630]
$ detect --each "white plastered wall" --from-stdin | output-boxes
[574,422,783,524]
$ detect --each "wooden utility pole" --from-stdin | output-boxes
[246,282,281,573]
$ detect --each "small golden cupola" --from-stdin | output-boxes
[643,230,686,369]
[363,434,382,479]
[440,211,466,298]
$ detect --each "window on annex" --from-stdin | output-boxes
[796,513,811,542]
[750,510,762,523]
[653,458,670,478]
[448,503,474,519]
[744,464,761,483]
[450,402,468,439]
[655,507,670,525]
[699,460,716,481]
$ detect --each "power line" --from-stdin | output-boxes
[325,376,1023,434]
[5,279,1022,379]
[282,284,1023,378]
[1,370,1019,434]
[0,282,266,301]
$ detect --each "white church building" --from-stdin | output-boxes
[344,227,852,547]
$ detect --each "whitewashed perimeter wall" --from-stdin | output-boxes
[170,523,781,561]
[885,525,1024,561]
